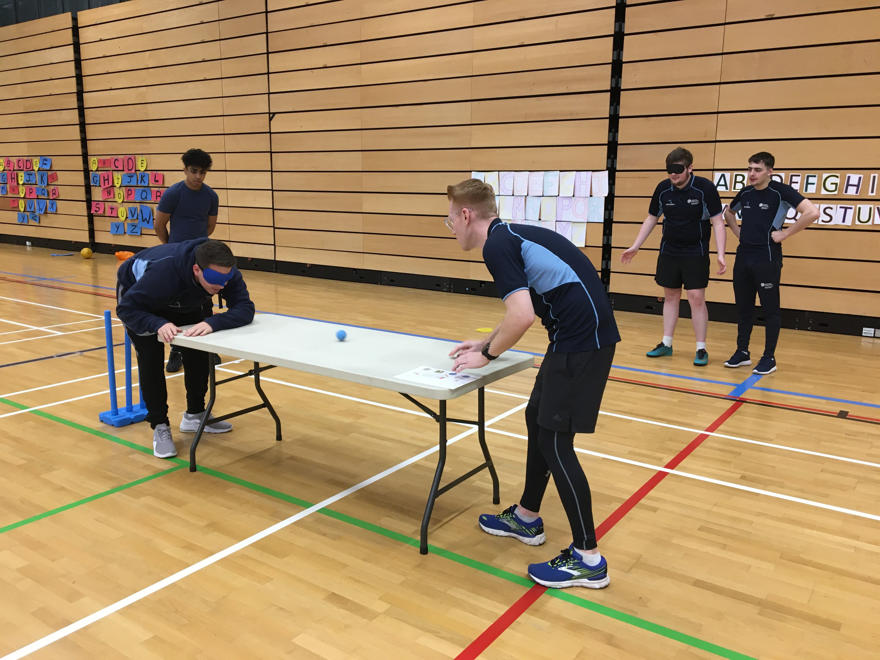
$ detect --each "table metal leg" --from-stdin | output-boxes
[189,358,216,472]
[253,361,282,442]
[188,360,279,473]
[476,387,500,505]
[420,400,447,554]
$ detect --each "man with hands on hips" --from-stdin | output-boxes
[445,178,620,590]
[722,151,819,375]
[116,238,255,458]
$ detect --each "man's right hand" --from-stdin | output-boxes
[621,246,638,264]
[157,322,181,343]
[448,339,484,358]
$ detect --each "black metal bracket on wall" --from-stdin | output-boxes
[70,13,94,248]
[600,0,627,292]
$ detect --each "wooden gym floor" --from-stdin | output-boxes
[0,243,878,659]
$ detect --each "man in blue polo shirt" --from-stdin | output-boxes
[116,238,254,459]
[723,152,819,374]
[446,178,620,590]
[155,148,220,373]
[621,147,726,366]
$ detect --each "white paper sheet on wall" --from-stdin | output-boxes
[512,196,526,220]
[543,171,560,196]
[559,171,575,196]
[587,196,605,222]
[571,222,587,247]
[498,195,513,219]
[574,171,591,197]
[540,197,557,221]
[525,196,542,220]
[591,170,609,196]
[528,171,544,196]
[499,171,515,195]
[484,171,500,194]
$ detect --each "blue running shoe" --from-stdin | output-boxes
[646,342,673,358]
[479,505,546,546]
[528,545,609,589]
[693,348,708,366]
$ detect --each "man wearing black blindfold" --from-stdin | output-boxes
[621,147,726,366]
[116,238,255,459]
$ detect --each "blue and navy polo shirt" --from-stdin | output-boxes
[648,174,722,257]
[729,181,804,261]
[482,218,620,352]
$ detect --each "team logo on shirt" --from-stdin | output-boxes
[664,201,676,206]
[687,198,699,205]
[759,203,769,210]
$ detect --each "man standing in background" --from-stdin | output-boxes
[621,147,726,366]
[723,152,819,374]
[154,148,220,373]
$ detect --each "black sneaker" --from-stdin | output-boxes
[724,349,751,368]
[753,355,777,375]
[166,348,183,373]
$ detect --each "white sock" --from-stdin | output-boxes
[576,548,602,566]
[514,505,539,523]
[696,341,706,350]
[662,336,673,347]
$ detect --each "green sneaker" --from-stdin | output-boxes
[646,342,673,358]
[693,348,708,366]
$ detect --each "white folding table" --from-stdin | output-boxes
[172,313,534,553]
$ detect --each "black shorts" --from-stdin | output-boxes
[655,253,710,290]
[529,343,615,433]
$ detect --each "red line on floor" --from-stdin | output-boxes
[455,585,547,660]
[610,374,880,424]
[457,398,745,657]
[595,399,744,539]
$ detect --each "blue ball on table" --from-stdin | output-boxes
[336,329,347,342]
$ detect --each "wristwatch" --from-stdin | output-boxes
[481,343,498,361]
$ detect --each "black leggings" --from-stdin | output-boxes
[520,402,597,550]
[733,257,782,357]
[127,329,209,429]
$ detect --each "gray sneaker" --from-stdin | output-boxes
[153,423,177,458]
[180,411,233,434]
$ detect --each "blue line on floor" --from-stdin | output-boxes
[4,268,876,411]
[728,373,763,398]
[612,364,739,388]
[0,269,116,290]
[0,344,119,369]
[747,385,880,410]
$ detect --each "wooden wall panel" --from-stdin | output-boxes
[614,0,880,319]
[268,0,615,277]
[3,0,875,326]
[0,14,86,245]
[78,0,271,258]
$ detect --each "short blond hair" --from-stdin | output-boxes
[446,178,498,217]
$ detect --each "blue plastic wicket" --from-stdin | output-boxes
[98,310,147,426]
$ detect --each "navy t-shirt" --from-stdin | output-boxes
[648,174,722,257]
[158,180,219,242]
[729,181,804,261]
[482,218,620,352]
